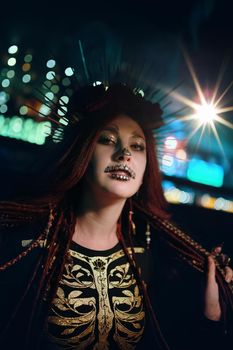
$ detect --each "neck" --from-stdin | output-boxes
[73,194,126,251]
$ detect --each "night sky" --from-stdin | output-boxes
[1,1,233,49]
[1,0,233,94]
[1,1,233,80]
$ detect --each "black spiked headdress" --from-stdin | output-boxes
[65,82,164,130]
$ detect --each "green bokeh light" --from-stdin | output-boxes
[187,159,224,187]
[0,115,51,145]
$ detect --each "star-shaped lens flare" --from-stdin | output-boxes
[169,51,233,159]
[195,103,217,124]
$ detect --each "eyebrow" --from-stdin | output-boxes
[102,125,146,141]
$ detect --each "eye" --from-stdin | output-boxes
[131,143,146,152]
[98,134,117,145]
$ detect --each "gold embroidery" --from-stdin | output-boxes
[46,264,96,348]
[113,285,145,350]
[69,247,144,261]
[109,263,136,289]
[46,247,145,349]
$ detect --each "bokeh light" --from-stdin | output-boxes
[8,45,18,54]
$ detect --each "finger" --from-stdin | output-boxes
[224,266,233,283]
[212,246,222,255]
[215,253,231,268]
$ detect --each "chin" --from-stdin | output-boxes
[105,185,138,199]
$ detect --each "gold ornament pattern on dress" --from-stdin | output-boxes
[45,247,145,349]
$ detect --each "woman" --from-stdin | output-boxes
[0,83,232,349]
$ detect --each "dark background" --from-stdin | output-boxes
[0,0,233,256]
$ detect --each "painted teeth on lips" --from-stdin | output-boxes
[104,164,136,179]
[109,173,130,181]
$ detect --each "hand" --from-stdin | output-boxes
[204,246,233,321]
[213,245,233,283]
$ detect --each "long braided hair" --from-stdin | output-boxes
[0,83,232,348]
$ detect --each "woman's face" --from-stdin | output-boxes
[85,114,147,201]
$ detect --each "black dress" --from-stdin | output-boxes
[0,217,232,349]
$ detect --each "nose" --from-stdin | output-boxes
[114,147,132,162]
